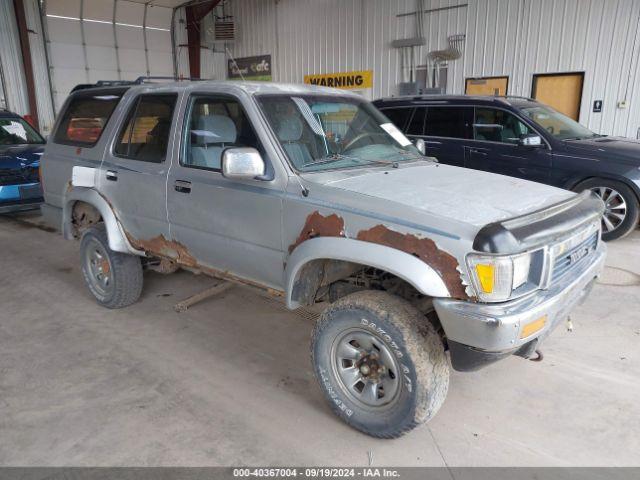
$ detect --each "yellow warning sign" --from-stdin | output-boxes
[304,70,373,90]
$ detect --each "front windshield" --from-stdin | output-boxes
[256,94,423,172]
[0,117,44,146]
[520,105,597,140]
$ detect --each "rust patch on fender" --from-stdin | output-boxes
[127,234,198,268]
[356,224,468,300]
[289,211,346,253]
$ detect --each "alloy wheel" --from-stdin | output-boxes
[591,186,627,234]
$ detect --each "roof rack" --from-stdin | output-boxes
[495,95,537,102]
[70,76,204,93]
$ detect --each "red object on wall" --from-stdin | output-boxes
[13,0,39,131]
[185,0,221,79]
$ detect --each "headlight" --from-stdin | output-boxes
[467,250,543,302]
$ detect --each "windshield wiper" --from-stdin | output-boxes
[303,152,359,167]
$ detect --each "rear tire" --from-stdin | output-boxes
[80,224,143,308]
[311,290,449,438]
[573,178,639,241]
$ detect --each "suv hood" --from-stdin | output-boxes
[0,144,44,170]
[311,163,574,227]
[562,136,640,165]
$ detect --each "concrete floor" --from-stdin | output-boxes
[1,211,639,467]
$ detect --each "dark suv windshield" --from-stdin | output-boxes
[520,105,597,140]
[256,94,423,172]
[0,117,44,145]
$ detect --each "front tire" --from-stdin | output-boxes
[573,178,640,241]
[80,224,143,308]
[311,290,449,438]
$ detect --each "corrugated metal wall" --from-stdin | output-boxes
[0,0,30,116]
[23,0,56,134]
[216,0,640,138]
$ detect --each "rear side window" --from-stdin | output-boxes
[406,107,426,135]
[425,106,472,139]
[115,94,177,163]
[54,94,122,146]
[379,107,411,130]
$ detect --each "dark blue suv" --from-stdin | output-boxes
[0,110,45,213]
[373,95,640,241]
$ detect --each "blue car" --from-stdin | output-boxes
[374,95,640,241]
[0,110,45,213]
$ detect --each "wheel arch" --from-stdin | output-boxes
[284,237,451,309]
[63,187,142,255]
[567,175,640,203]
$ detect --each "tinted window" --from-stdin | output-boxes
[54,94,123,146]
[424,107,471,138]
[0,117,44,145]
[406,107,426,135]
[380,107,411,130]
[473,108,533,144]
[115,94,177,162]
[183,96,262,170]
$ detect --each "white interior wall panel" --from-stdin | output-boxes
[0,0,30,116]
[225,0,640,137]
[44,0,173,111]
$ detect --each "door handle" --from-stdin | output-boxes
[105,170,118,181]
[468,148,488,156]
[174,180,192,194]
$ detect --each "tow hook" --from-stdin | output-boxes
[529,350,544,362]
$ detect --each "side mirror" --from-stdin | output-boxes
[414,138,426,155]
[518,134,543,147]
[222,148,265,180]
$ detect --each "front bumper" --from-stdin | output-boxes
[0,183,43,213]
[434,243,606,371]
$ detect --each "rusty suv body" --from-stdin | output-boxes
[41,80,605,375]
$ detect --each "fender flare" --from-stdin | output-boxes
[62,187,142,255]
[284,237,451,309]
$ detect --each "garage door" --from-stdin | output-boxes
[532,72,584,120]
[465,76,508,96]
[44,0,174,111]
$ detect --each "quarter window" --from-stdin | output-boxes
[473,108,533,144]
[424,107,472,139]
[115,94,177,162]
[183,96,261,170]
[54,93,123,146]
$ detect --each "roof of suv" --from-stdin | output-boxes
[69,80,356,98]
[373,95,541,109]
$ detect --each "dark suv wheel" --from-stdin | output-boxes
[311,290,449,438]
[573,178,640,241]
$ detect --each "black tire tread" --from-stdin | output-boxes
[80,224,143,309]
[574,178,640,241]
[311,290,449,438]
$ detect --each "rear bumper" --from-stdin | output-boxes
[434,243,606,371]
[0,183,43,213]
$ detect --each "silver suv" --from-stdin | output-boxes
[41,80,606,438]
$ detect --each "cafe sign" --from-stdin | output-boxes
[228,54,272,81]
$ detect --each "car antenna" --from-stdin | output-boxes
[291,170,310,197]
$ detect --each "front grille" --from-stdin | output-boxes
[0,167,39,186]
[550,231,599,284]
